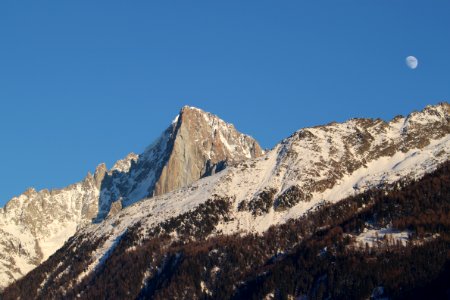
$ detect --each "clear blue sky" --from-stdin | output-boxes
[1,1,449,206]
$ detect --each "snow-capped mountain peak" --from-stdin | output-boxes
[57,102,449,269]
[0,105,263,290]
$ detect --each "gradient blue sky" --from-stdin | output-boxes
[1,1,449,206]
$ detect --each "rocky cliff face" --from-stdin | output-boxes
[0,106,262,290]
[154,106,263,195]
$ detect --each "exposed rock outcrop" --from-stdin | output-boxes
[154,106,263,195]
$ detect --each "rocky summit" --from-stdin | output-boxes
[96,105,263,220]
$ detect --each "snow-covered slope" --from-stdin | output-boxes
[0,106,263,290]
[29,102,449,290]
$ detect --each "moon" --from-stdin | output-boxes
[406,56,418,69]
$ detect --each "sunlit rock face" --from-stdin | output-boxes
[154,106,264,196]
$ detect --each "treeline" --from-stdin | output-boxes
[3,161,450,299]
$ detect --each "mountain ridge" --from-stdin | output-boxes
[0,102,448,294]
[1,102,447,297]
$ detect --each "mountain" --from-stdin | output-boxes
[96,106,263,220]
[2,102,448,299]
[0,106,263,290]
